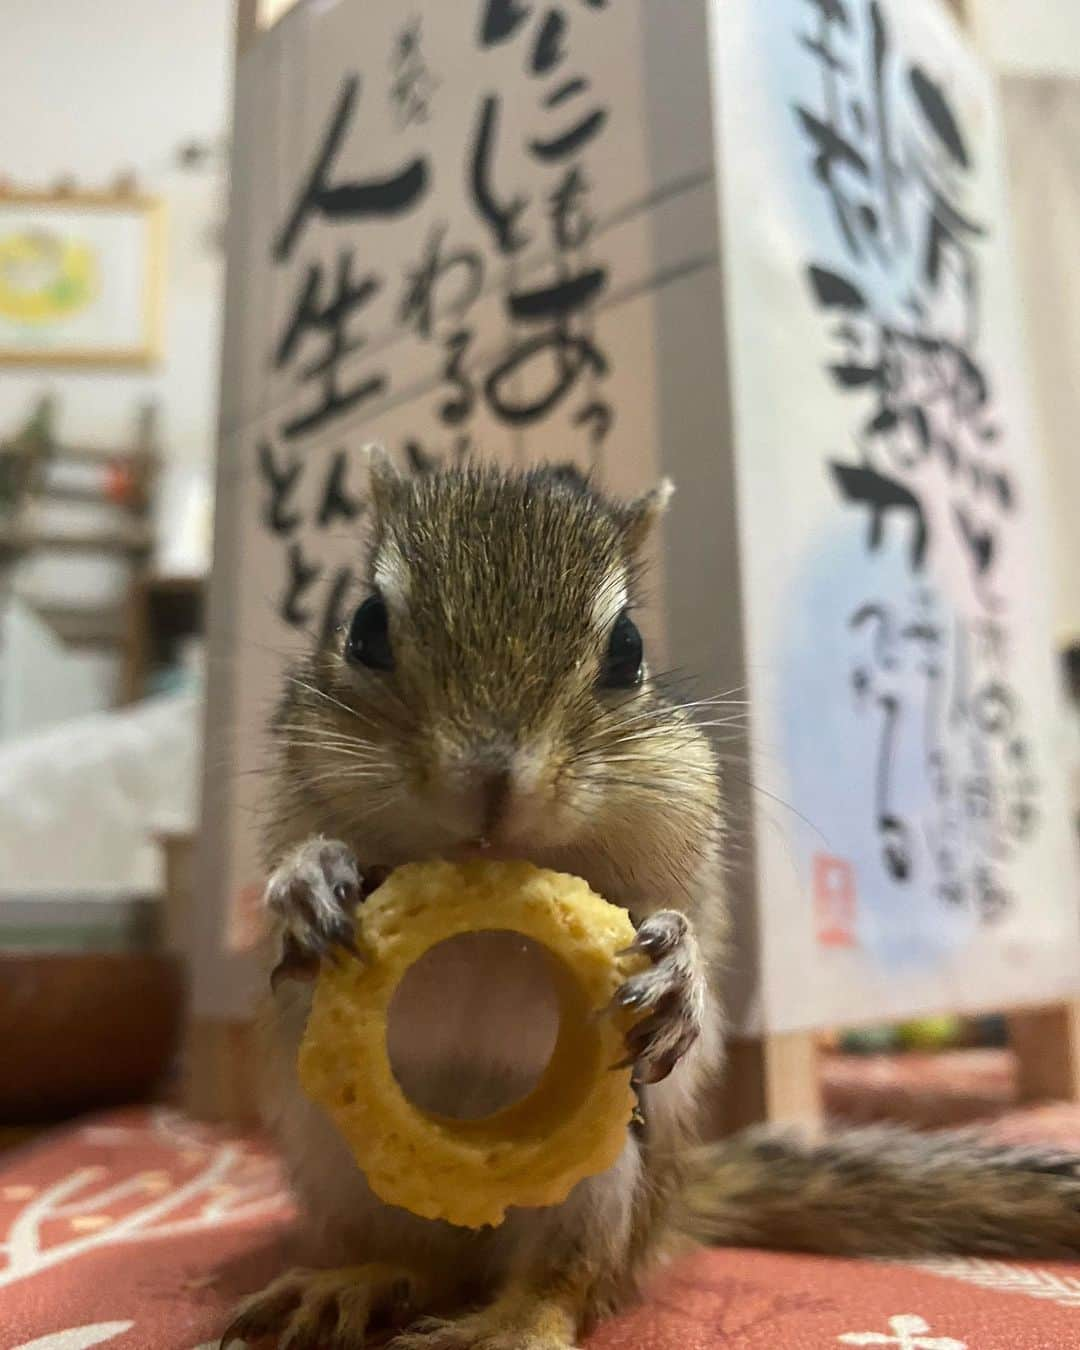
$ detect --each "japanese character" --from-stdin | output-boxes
[275,75,428,262]
[574,398,613,445]
[528,106,608,161]
[390,16,440,128]
[398,226,484,339]
[485,325,607,424]
[257,441,302,535]
[317,450,365,528]
[469,95,530,254]
[275,251,385,440]
[830,461,928,568]
[280,542,322,629]
[507,265,606,320]
[550,165,592,249]
[438,330,476,427]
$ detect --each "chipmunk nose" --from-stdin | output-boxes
[457,738,516,834]
[475,764,514,838]
[439,738,538,843]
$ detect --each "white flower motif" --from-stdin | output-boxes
[11,1323,134,1350]
[916,1256,1080,1309]
[0,1130,288,1292]
[839,1313,967,1349]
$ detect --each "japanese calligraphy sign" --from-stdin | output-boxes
[198,1,720,1019]
[715,0,1080,1029]
[198,0,1078,1036]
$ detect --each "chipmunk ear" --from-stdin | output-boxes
[619,478,675,553]
[364,443,404,513]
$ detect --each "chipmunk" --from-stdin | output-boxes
[223,452,1080,1350]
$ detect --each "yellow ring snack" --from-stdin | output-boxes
[297,860,646,1229]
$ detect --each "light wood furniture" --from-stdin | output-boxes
[719,1032,824,1135]
[162,830,261,1126]
[1008,1003,1080,1105]
[182,1017,261,1127]
[726,1003,1080,1131]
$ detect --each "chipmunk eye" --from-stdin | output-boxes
[345,595,393,671]
[599,611,644,690]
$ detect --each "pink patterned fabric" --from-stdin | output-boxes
[3,1101,1080,1349]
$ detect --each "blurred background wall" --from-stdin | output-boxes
[0,0,231,573]
[0,0,231,733]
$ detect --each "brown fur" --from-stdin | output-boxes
[682,1125,1080,1259]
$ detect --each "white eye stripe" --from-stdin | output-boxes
[373,551,628,637]
[592,570,629,634]
[373,543,408,607]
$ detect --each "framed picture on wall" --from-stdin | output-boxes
[0,190,164,366]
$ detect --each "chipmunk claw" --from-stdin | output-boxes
[388,1303,576,1350]
[266,839,387,989]
[611,910,704,1084]
[222,1263,424,1350]
[619,910,687,960]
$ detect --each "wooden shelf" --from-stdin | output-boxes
[27,483,145,508]
[0,524,153,556]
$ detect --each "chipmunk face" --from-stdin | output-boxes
[277,454,715,873]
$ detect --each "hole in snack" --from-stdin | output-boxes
[386,930,561,1121]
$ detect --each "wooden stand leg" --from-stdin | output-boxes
[183,1017,261,1127]
[1008,1002,1080,1104]
[717,1031,822,1135]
